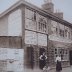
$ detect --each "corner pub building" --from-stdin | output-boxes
[0,0,72,72]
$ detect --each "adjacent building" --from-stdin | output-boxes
[0,0,72,72]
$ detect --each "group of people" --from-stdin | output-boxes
[39,53,62,72]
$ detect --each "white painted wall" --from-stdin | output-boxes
[0,48,24,60]
[25,18,36,31]
[0,48,7,60]
[7,48,24,72]
[0,48,24,72]
[8,9,22,36]
[51,20,57,28]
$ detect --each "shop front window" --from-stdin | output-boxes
[54,48,69,61]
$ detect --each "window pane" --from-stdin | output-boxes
[54,48,69,61]
[37,13,47,33]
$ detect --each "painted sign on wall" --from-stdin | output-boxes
[25,30,47,46]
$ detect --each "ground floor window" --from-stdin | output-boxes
[54,48,69,61]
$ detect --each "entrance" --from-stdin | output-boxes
[27,47,34,69]
[39,48,46,69]
[69,50,72,65]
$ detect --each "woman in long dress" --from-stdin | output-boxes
[39,52,47,69]
[56,60,62,72]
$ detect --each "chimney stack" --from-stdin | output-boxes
[54,9,63,19]
[42,0,54,13]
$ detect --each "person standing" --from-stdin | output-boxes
[56,60,62,72]
[39,52,47,69]
[55,55,61,62]
[55,55,62,72]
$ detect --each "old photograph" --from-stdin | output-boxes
[0,0,72,72]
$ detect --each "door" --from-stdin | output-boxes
[69,50,72,65]
[27,47,34,69]
[39,48,46,69]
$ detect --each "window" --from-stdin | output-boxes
[59,29,64,37]
[51,21,58,35]
[54,48,69,61]
[37,14,47,33]
[59,24,64,37]
[68,32,70,39]
[65,29,67,37]
[38,18,47,32]
[25,8,48,33]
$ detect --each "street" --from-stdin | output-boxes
[25,66,72,72]
[49,66,72,72]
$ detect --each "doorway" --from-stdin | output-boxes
[69,50,72,65]
[39,48,46,69]
[27,47,34,69]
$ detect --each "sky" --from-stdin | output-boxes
[0,0,72,23]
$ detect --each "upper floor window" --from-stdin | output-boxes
[59,29,64,37]
[25,8,48,33]
[38,18,46,32]
[65,29,67,37]
[65,26,71,39]
[51,21,58,34]
[68,32,70,39]
[37,14,47,33]
[59,24,64,37]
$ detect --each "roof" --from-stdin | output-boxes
[0,0,72,28]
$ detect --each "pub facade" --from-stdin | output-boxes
[0,0,72,72]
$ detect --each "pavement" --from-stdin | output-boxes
[48,66,72,72]
[25,66,72,72]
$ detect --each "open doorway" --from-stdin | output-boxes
[39,48,46,69]
[69,50,72,65]
[27,47,34,69]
